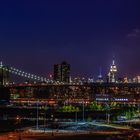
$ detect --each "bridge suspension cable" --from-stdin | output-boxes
[0,61,49,83]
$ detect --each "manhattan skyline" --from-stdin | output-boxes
[0,1,140,78]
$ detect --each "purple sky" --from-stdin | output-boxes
[1,0,140,79]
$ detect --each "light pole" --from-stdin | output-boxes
[36,100,39,130]
[51,114,54,136]
[44,102,47,132]
[105,103,110,124]
[82,100,85,122]
[75,107,79,122]
[75,110,77,122]
[16,116,22,140]
[107,112,110,124]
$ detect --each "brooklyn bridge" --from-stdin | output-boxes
[0,62,140,106]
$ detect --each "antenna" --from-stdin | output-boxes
[98,67,102,78]
[112,56,115,65]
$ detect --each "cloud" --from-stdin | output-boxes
[127,29,140,38]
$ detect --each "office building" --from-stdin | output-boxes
[107,57,117,83]
[53,61,70,83]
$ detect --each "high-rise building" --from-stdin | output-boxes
[107,57,117,83]
[53,61,70,83]
[133,76,140,83]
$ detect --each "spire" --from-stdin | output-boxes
[98,67,102,79]
[112,56,115,65]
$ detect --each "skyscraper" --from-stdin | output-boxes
[107,57,117,83]
[53,61,70,83]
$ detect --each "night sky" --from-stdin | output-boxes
[1,0,140,79]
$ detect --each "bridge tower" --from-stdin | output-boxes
[0,62,10,86]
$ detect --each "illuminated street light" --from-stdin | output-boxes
[36,100,39,130]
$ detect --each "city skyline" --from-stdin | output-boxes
[1,1,140,77]
[1,54,140,81]
[1,58,140,83]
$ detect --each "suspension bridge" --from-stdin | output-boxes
[0,61,50,85]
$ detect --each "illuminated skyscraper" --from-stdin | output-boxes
[107,57,117,83]
[53,61,70,83]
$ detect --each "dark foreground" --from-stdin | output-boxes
[23,135,128,140]
[0,134,135,140]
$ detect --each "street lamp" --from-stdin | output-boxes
[75,106,79,122]
[75,110,78,123]
[16,115,22,140]
[82,100,85,122]
[44,102,47,132]
[105,103,110,124]
[36,100,39,130]
[51,114,54,136]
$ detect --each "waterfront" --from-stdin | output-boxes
[1,105,140,140]
[0,121,137,140]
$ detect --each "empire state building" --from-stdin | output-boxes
[108,57,117,83]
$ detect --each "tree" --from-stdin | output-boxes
[90,101,103,111]
[59,105,80,113]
